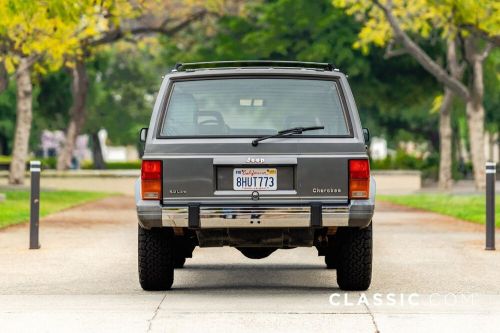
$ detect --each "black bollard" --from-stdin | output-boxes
[485,162,496,251]
[29,160,41,250]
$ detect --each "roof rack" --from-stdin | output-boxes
[172,61,335,72]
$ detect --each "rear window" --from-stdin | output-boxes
[160,78,350,137]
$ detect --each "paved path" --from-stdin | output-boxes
[0,198,499,332]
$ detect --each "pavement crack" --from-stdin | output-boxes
[362,294,380,333]
[147,293,167,332]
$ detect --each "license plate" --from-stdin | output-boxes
[233,168,277,191]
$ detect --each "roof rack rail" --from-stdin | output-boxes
[172,61,335,72]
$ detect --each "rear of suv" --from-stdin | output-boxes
[136,61,375,291]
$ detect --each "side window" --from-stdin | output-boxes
[163,92,198,136]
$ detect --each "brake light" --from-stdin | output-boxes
[141,160,162,200]
[349,159,370,199]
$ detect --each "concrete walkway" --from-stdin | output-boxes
[0,198,499,332]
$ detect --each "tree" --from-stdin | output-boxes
[165,0,441,149]
[56,1,219,170]
[436,38,463,189]
[83,47,160,167]
[334,0,500,189]
[0,0,82,184]
[87,49,159,135]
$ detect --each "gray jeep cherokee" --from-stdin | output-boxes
[136,61,375,291]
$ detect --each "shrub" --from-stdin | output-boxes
[371,150,439,180]
[0,156,57,170]
[81,160,141,170]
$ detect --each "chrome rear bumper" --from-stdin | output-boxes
[135,177,376,229]
[162,206,349,228]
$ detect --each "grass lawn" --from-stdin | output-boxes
[0,190,111,229]
[379,194,500,227]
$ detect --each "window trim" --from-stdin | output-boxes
[156,75,354,139]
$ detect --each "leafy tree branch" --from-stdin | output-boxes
[372,0,469,100]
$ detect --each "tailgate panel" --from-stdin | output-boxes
[163,158,214,198]
[162,155,349,202]
[296,157,348,198]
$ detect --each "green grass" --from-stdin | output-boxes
[0,155,11,163]
[0,190,111,229]
[81,160,141,170]
[379,194,500,227]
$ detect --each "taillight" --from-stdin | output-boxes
[141,160,162,200]
[349,159,370,199]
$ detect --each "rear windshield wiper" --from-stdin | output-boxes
[251,126,325,146]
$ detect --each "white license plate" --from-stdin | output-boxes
[233,168,277,191]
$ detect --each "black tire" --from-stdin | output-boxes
[325,253,337,269]
[138,225,174,291]
[174,255,186,269]
[336,223,372,291]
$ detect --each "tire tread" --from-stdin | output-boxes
[138,226,174,290]
[336,223,372,291]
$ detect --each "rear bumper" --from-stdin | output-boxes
[135,177,375,229]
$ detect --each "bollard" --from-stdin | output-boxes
[29,161,41,250]
[485,162,496,251]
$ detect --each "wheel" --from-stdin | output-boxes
[138,225,174,291]
[174,255,186,269]
[325,253,337,269]
[336,223,372,291]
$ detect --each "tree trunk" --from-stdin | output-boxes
[57,60,89,170]
[8,58,33,185]
[438,38,463,190]
[438,89,453,190]
[464,37,488,190]
[466,100,486,189]
[91,132,106,170]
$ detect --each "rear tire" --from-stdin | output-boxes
[138,225,174,291]
[336,223,372,291]
[174,255,186,269]
[325,253,337,269]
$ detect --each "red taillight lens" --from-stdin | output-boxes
[141,160,162,200]
[142,160,161,180]
[349,159,370,199]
